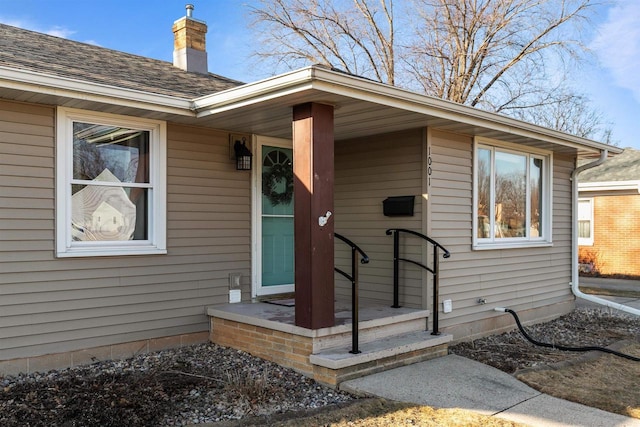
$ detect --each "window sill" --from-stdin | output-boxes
[56,247,167,258]
[472,241,553,251]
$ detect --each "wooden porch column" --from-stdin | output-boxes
[293,102,335,329]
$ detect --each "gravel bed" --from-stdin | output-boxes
[450,307,640,374]
[0,344,355,426]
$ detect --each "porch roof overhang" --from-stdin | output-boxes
[192,66,621,158]
[0,64,622,159]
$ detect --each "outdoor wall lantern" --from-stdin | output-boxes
[233,137,253,170]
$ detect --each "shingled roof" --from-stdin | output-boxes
[579,148,640,182]
[0,23,243,99]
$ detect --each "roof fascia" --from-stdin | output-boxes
[578,180,640,193]
[310,68,621,155]
[193,67,315,113]
[194,65,622,156]
[0,65,194,116]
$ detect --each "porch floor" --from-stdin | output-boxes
[207,298,429,338]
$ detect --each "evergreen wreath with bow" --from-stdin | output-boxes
[262,162,294,205]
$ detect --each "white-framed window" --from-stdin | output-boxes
[577,198,594,246]
[473,137,552,249]
[56,107,167,257]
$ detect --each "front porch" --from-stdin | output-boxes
[211,98,454,387]
[208,299,452,387]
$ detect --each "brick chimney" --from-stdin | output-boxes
[172,4,208,74]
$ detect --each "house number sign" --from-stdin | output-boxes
[427,145,433,187]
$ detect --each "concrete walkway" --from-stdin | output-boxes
[578,277,640,310]
[341,354,640,427]
[342,282,640,427]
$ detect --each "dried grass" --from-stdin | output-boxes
[224,367,271,404]
[218,398,526,427]
[516,343,640,419]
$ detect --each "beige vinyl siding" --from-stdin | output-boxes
[429,129,573,335]
[0,101,55,258]
[0,99,251,361]
[334,129,424,307]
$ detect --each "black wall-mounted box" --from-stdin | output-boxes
[382,196,415,216]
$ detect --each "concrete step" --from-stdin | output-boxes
[311,330,451,369]
[310,330,452,385]
[314,308,431,352]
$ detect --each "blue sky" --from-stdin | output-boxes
[1,0,638,150]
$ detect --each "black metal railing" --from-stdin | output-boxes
[385,228,450,335]
[334,232,370,354]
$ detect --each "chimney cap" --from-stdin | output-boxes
[186,4,194,18]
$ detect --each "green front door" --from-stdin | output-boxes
[261,146,294,288]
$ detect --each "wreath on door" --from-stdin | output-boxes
[262,161,294,206]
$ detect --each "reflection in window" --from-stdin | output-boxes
[530,158,543,238]
[476,148,491,238]
[71,123,150,241]
[475,143,550,246]
[495,151,526,238]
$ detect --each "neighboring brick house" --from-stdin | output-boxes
[578,148,640,276]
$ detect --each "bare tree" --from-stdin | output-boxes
[511,90,615,143]
[405,0,595,111]
[251,0,396,84]
[251,0,612,141]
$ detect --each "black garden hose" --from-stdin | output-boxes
[495,307,640,362]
